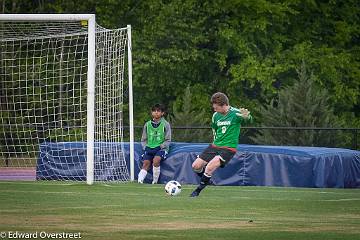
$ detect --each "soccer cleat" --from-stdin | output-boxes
[152,181,157,184]
[190,190,200,197]
[138,179,143,184]
[190,185,205,197]
[207,179,215,185]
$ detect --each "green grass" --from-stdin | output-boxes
[0,181,359,240]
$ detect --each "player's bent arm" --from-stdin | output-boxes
[236,109,253,123]
[160,121,171,151]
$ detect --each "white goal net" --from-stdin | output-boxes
[0,15,133,183]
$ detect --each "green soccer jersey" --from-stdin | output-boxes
[146,119,166,148]
[211,106,253,148]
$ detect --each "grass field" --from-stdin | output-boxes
[0,181,359,240]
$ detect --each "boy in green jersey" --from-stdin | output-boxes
[190,92,253,197]
[138,104,172,184]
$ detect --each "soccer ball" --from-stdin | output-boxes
[165,180,182,196]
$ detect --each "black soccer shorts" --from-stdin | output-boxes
[198,144,236,167]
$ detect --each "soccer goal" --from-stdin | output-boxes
[0,14,134,184]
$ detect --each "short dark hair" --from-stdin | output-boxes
[211,92,229,106]
[151,103,165,112]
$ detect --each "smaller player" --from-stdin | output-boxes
[138,104,171,184]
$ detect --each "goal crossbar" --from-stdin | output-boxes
[0,14,95,21]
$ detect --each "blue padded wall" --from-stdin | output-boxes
[37,142,360,188]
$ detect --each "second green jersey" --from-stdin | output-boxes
[211,106,252,148]
[146,119,166,148]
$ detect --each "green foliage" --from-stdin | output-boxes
[127,0,359,127]
[2,0,360,145]
[170,86,211,142]
[251,62,344,147]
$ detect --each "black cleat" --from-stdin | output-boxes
[190,185,205,197]
[190,190,200,197]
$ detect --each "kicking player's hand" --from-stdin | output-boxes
[240,108,250,119]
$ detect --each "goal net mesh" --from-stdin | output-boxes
[0,20,130,182]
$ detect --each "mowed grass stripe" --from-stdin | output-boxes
[0,181,359,240]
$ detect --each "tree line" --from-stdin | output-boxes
[1,0,359,148]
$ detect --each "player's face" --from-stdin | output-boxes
[151,109,164,120]
[212,103,228,114]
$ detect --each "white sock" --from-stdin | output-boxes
[152,166,160,184]
[138,169,147,183]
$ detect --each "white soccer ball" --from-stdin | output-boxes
[165,180,182,196]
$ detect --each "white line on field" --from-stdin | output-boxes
[0,181,358,195]
[1,188,359,203]
[320,198,360,202]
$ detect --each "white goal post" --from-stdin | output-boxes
[0,14,134,184]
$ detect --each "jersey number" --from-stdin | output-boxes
[221,126,227,134]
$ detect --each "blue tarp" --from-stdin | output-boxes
[37,142,360,188]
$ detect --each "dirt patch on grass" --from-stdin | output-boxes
[59,221,257,233]
[0,215,69,227]
[0,214,254,232]
[151,221,255,230]
[3,214,359,235]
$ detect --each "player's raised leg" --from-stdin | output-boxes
[192,157,208,177]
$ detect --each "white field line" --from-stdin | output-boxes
[0,181,359,194]
[320,198,360,202]
[1,189,359,203]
